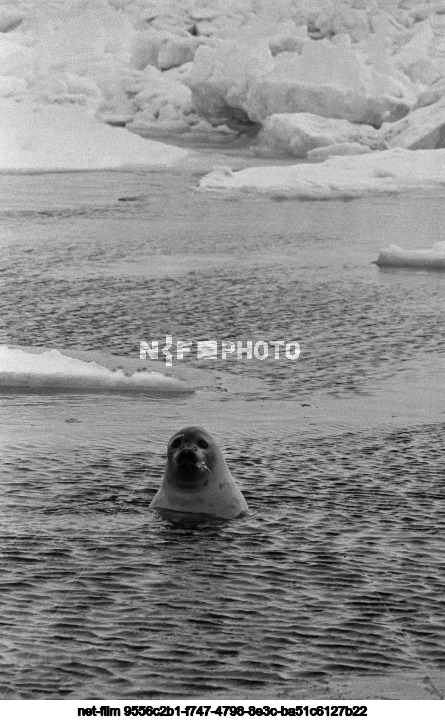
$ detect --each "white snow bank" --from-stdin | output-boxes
[373,241,445,269]
[0,100,188,172]
[254,112,383,158]
[199,148,445,200]
[0,346,192,395]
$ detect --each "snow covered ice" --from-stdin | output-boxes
[374,241,445,269]
[0,346,192,394]
[2,0,445,182]
[199,148,445,199]
[254,112,384,158]
[0,100,189,171]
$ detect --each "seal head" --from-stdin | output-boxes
[150,426,248,520]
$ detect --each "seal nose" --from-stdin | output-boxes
[177,447,198,465]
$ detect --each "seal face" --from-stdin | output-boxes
[150,426,248,520]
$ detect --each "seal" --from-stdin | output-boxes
[150,426,248,520]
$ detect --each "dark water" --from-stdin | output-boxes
[2,421,445,699]
[1,171,444,398]
[1,168,445,699]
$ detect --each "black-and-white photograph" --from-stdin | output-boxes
[1,0,445,709]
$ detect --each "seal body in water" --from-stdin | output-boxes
[150,426,248,520]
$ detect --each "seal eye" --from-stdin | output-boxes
[170,437,182,449]
[197,439,209,449]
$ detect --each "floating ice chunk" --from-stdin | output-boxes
[373,242,445,269]
[254,112,382,158]
[0,99,189,172]
[0,346,192,395]
[199,148,445,200]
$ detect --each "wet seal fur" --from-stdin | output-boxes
[150,426,248,520]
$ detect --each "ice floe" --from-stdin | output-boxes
[373,241,445,269]
[200,148,445,199]
[0,346,192,395]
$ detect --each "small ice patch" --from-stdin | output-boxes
[373,241,445,269]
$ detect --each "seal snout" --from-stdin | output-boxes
[176,446,199,467]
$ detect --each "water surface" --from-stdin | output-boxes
[1,167,444,699]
